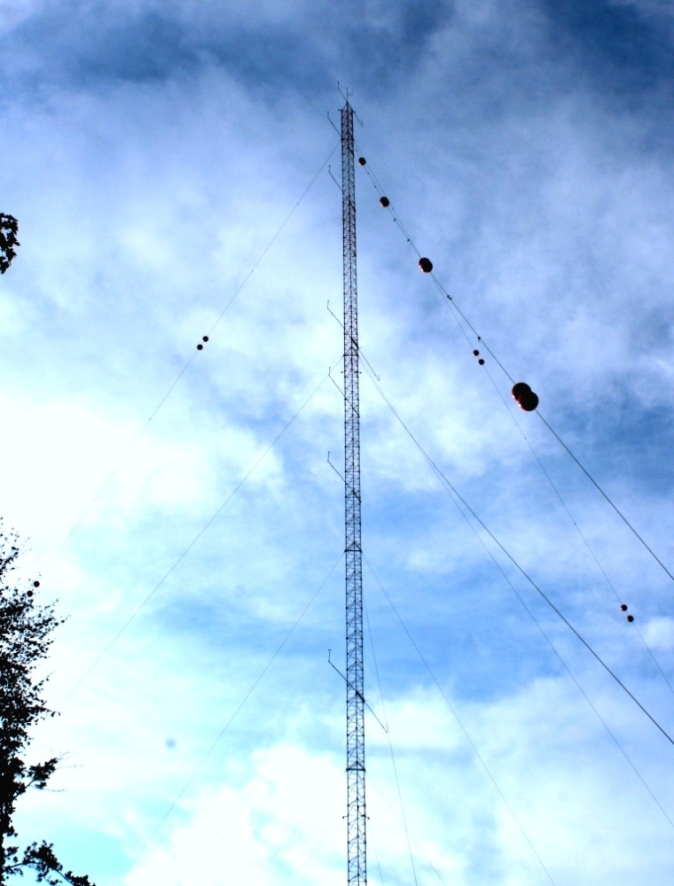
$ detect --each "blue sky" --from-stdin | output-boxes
[2,1,674,884]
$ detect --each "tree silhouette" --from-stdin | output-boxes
[0,217,19,275]
[0,525,94,885]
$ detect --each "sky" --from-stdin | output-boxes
[1,0,674,883]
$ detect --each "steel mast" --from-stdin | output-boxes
[341,99,367,886]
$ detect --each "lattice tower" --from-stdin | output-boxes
[341,99,367,886]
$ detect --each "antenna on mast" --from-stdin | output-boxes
[340,98,367,886]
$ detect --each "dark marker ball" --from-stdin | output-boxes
[511,382,532,402]
[627,614,635,622]
[202,336,209,342]
[379,196,390,207]
[197,343,203,350]
[512,382,539,412]
[358,157,366,166]
[33,580,40,588]
[473,349,479,356]
[418,257,433,273]
[519,390,539,412]
[620,604,628,612]
[478,358,485,365]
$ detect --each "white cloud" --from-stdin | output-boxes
[641,616,674,651]
[2,1,674,884]
[124,745,345,886]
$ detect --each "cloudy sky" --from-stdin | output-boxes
[2,1,674,883]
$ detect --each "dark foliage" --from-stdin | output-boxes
[0,217,19,275]
[11,843,94,885]
[0,526,95,885]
